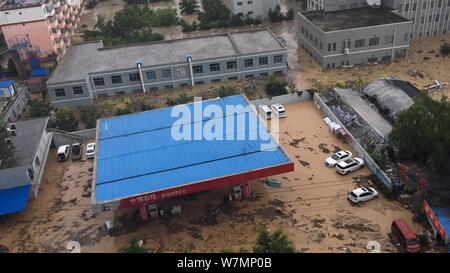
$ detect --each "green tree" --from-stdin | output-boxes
[7,58,18,76]
[180,0,200,15]
[78,105,100,129]
[120,238,149,253]
[215,84,236,98]
[389,94,450,169]
[28,99,52,118]
[253,228,296,253]
[265,75,288,96]
[51,108,79,132]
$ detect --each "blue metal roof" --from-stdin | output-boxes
[0,80,14,88]
[30,69,49,77]
[0,185,30,215]
[95,95,291,203]
[432,207,450,238]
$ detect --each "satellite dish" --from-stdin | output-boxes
[373,0,381,5]
[366,0,375,6]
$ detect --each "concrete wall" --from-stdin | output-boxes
[49,51,288,108]
[30,129,52,197]
[298,12,413,68]
[226,0,279,18]
[307,0,368,11]
[251,91,312,107]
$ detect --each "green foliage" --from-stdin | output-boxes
[78,105,100,129]
[389,94,450,169]
[115,108,133,116]
[141,103,154,111]
[7,58,18,76]
[166,93,191,106]
[220,247,249,253]
[124,0,170,5]
[50,108,79,132]
[83,5,179,46]
[179,0,200,15]
[215,84,236,98]
[28,99,52,118]
[265,75,288,97]
[268,5,293,22]
[335,80,346,88]
[305,89,317,96]
[119,237,148,253]
[440,42,450,56]
[253,228,296,253]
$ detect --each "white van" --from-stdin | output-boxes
[259,105,272,120]
[57,145,70,162]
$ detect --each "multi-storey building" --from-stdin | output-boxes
[307,0,450,37]
[0,0,84,60]
[384,0,450,37]
[224,0,279,18]
[47,29,288,108]
[298,7,412,68]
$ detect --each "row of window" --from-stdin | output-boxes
[400,0,450,12]
[55,86,83,97]
[91,56,284,87]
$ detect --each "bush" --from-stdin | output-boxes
[119,238,148,253]
[78,105,100,129]
[115,108,132,116]
[166,93,191,106]
[215,84,236,98]
[265,75,288,97]
[253,228,296,253]
[335,80,346,88]
[28,99,52,118]
[50,108,79,132]
[141,103,154,111]
[440,42,450,56]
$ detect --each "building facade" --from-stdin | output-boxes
[0,0,84,60]
[224,0,279,18]
[384,0,450,37]
[0,81,30,123]
[298,7,413,68]
[307,0,369,11]
[0,117,52,215]
[307,0,450,37]
[47,29,288,108]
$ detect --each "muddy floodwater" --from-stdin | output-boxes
[0,101,422,253]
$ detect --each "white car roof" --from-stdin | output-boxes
[57,145,69,153]
[87,143,96,148]
[336,151,350,156]
[353,187,368,195]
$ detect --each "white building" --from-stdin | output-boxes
[224,0,279,18]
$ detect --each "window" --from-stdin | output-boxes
[212,79,221,82]
[193,65,203,74]
[164,85,174,89]
[177,68,186,77]
[244,59,253,67]
[228,77,238,80]
[195,81,205,85]
[55,88,65,97]
[72,86,83,94]
[369,37,380,46]
[115,91,125,96]
[162,69,172,78]
[129,73,140,81]
[259,57,268,65]
[111,75,122,84]
[227,61,237,70]
[384,35,394,44]
[146,71,156,80]
[93,77,105,86]
[210,63,220,72]
[367,57,378,63]
[245,74,254,78]
[355,39,365,48]
[274,55,283,63]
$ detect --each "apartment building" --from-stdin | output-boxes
[307,0,368,11]
[47,29,288,108]
[384,0,450,36]
[0,0,84,60]
[307,0,450,37]
[224,0,279,18]
[298,7,412,68]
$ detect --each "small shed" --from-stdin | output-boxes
[0,80,16,98]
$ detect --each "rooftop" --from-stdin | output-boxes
[93,95,292,203]
[0,80,14,88]
[302,7,410,32]
[47,28,286,84]
[0,0,48,11]
[0,117,49,169]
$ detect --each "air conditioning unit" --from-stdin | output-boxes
[344,48,350,54]
[9,123,16,130]
[7,128,16,136]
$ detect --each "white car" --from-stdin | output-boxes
[325,150,352,167]
[270,104,286,118]
[335,157,364,175]
[348,187,378,204]
[86,143,96,159]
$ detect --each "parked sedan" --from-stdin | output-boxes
[325,150,352,167]
[86,143,96,159]
[348,187,378,204]
[335,158,364,175]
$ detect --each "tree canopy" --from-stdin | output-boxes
[389,94,450,170]
[253,228,296,253]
